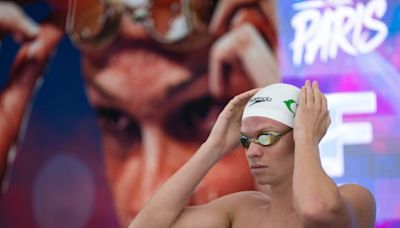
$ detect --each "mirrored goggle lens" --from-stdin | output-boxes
[66,0,122,46]
[147,0,189,42]
[257,134,272,146]
[68,0,217,51]
[240,133,280,149]
[144,0,217,50]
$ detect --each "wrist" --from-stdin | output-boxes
[294,136,319,150]
[294,132,319,146]
[199,142,225,165]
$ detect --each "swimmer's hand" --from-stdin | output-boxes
[205,88,259,158]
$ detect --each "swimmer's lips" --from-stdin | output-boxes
[249,164,268,169]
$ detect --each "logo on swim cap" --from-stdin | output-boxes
[283,99,298,116]
[242,83,301,128]
[248,96,272,107]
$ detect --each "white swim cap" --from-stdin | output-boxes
[242,83,300,127]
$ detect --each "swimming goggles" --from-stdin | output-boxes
[240,129,292,149]
[66,0,217,51]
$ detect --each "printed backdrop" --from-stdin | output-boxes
[0,0,399,227]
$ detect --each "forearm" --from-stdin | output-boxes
[129,142,221,228]
[293,140,343,223]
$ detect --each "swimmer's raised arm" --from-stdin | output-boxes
[292,80,376,227]
[129,89,258,228]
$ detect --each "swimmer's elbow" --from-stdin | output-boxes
[298,200,343,226]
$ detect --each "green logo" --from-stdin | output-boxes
[284,99,297,116]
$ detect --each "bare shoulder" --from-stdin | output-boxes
[172,191,269,228]
[338,184,376,227]
[218,190,270,205]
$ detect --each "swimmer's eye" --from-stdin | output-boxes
[94,106,141,144]
[164,96,223,141]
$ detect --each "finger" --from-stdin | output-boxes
[209,31,238,98]
[0,59,41,183]
[299,85,306,109]
[235,88,260,117]
[209,23,278,99]
[28,23,63,60]
[321,109,331,137]
[1,24,62,113]
[227,88,259,112]
[209,0,258,34]
[233,23,279,87]
[237,88,259,102]
[209,46,225,99]
[7,22,62,93]
[0,2,39,41]
[0,23,62,181]
[14,14,39,40]
[230,4,278,53]
[220,89,255,121]
[228,88,259,108]
[321,93,328,112]
[321,92,330,130]
[313,80,321,108]
[305,80,312,106]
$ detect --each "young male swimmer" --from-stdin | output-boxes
[129,80,376,228]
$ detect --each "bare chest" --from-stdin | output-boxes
[231,209,302,228]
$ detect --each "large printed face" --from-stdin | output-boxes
[80,0,278,226]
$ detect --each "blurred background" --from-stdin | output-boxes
[0,0,399,227]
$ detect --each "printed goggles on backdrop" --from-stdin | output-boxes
[66,0,217,51]
[240,129,292,149]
